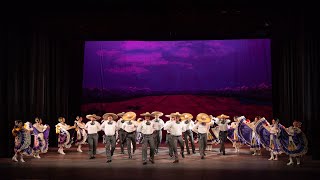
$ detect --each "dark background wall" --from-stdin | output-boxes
[1,1,319,159]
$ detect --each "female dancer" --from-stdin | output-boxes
[228,116,244,153]
[74,116,88,152]
[32,117,50,158]
[245,116,263,155]
[255,118,283,160]
[56,117,75,155]
[12,120,33,162]
[280,120,308,165]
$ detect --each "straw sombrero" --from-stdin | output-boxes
[165,112,182,118]
[117,112,126,117]
[151,111,163,117]
[137,118,143,123]
[217,114,230,119]
[122,112,136,121]
[103,113,118,120]
[196,113,211,123]
[140,112,152,117]
[86,114,101,120]
[181,113,193,121]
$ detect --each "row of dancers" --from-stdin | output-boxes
[12,111,308,165]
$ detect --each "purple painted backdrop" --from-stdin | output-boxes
[81,40,272,119]
[83,40,271,92]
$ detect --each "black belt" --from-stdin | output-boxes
[172,135,181,137]
[143,134,153,136]
[105,135,115,137]
[126,131,136,134]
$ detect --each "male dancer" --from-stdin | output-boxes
[181,113,196,154]
[138,112,156,165]
[164,116,174,157]
[192,113,214,159]
[101,113,118,163]
[85,114,101,159]
[151,111,164,154]
[214,114,231,155]
[164,112,186,163]
[122,112,139,159]
[116,112,126,154]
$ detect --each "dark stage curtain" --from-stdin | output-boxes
[1,7,319,160]
[0,21,84,157]
[271,9,320,159]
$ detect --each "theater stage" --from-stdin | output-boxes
[1,143,319,180]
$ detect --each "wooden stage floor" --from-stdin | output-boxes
[1,143,320,179]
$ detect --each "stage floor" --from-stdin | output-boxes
[1,143,320,179]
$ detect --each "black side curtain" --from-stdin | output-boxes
[271,9,320,160]
[0,22,83,157]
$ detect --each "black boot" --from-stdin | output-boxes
[149,158,155,164]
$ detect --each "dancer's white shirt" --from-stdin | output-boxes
[152,118,165,131]
[101,120,118,136]
[117,118,125,130]
[137,120,155,135]
[164,121,186,136]
[183,120,195,130]
[85,121,101,134]
[215,119,230,131]
[122,121,138,133]
[192,122,210,134]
